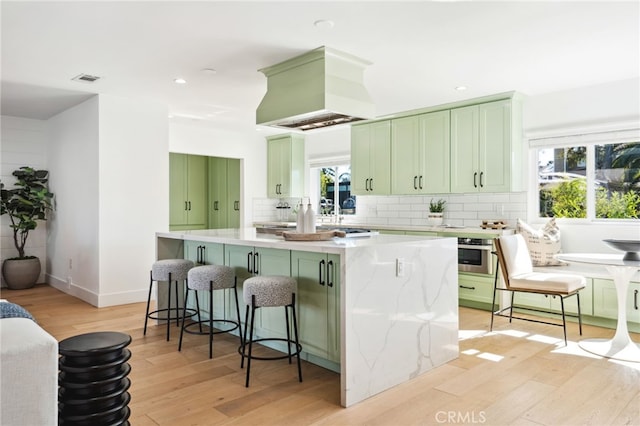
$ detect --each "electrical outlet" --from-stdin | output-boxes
[396,258,405,277]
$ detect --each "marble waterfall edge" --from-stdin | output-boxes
[341,238,458,407]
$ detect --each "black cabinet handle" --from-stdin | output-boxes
[253,252,259,275]
[370,178,373,191]
[213,201,219,211]
[365,178,369,191]
[634,289,638,310]
[460,285,476,290]
[319,259,326,286]
[247,252,252,273]
[473,172,478,188]
[413,176,417,190]
[188,201,191,211]
[185,201,188,211]
[480,172,484,188]
[419,175,423,189]
[234,201,239,211]
[327,260,334,288]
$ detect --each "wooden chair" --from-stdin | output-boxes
[491,234,586,345]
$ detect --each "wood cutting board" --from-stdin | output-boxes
[282,230,346,241]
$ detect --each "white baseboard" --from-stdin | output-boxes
[47,274,148,307]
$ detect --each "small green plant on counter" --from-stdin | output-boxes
[429,198,446,213]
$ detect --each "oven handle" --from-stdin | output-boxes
[458,244,493,251]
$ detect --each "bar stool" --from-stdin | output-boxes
[144,259,195,341]
[178,264,243,359]
[239,275,302,387]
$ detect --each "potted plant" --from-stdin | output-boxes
[0,167,55,289]
[428,198,446,225]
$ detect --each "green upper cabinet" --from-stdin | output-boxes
[351,120,391,195]
[391,110,450,194]
[267,134,305,198]
[169,153,207,230]
[450,99,522,193]
[208,157,241,229]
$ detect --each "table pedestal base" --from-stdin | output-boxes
[579,338,640,363]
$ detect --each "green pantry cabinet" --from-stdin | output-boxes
[267,134,305,198]
[208,157,240,229]
[170,153,207,230]
[169,154,240,231]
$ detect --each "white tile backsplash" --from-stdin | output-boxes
[254,192,527,229]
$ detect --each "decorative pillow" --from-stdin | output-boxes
[0,301,35,321]
[516,218,567,266]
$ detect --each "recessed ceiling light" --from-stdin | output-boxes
[455,86,467,91]
[314,19,334,29]
[174,77,187,84]
[72,73,101,83]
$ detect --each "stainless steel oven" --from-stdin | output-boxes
[457,237,494,275]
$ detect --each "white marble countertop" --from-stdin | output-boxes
[157,228,447,255]
[252,221,513,236]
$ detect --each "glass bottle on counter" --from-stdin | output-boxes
[296,201,306,233]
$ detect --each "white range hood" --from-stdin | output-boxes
[256,46,375,131]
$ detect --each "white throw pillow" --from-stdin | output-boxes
[516,218,567,266]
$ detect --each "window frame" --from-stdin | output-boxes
[527,123,640,224]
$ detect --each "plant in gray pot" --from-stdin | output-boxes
[0,167,55,289]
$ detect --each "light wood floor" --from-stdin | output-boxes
[4,284,639,425]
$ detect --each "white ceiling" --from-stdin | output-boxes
[2,1,638,132]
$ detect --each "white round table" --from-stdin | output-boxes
[556,253,640,362]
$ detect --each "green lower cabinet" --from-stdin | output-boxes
[458,273,495,309]
[291,251,340,364]
[184,241,227,321]
[592,278,640,325]
[224,245,291,340]
[405,231,438,237]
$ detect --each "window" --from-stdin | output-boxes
[534,130,640,220]
[312,164,355,215]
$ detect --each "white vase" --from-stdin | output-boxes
[427,212,444,226]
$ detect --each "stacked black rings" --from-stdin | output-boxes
[58,332,132,425]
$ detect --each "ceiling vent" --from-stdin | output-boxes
[71,74,101,83]
[256,46,375,131]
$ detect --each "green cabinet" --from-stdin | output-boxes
[170,153,208,230]
[291,251,340,363]
[224,244,291,339]
[267,134,305,198]
[458,273,495,309]
[351,120,391,195]
[592,278,640,325]
[450,99,522,193]
[208,157,240,229]
[391,110,450,194]
[184,240,226,321]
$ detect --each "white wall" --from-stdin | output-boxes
[47,95,168,307]
[47,97,100,302]
[0,116,49,286]
[97,95,168,306]
[169,121,267,227]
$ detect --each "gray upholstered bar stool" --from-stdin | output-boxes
[144,259,195,342]
[240,275,302,387]
[178,264,243,359]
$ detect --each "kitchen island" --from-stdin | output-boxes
[156,228,458,407]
